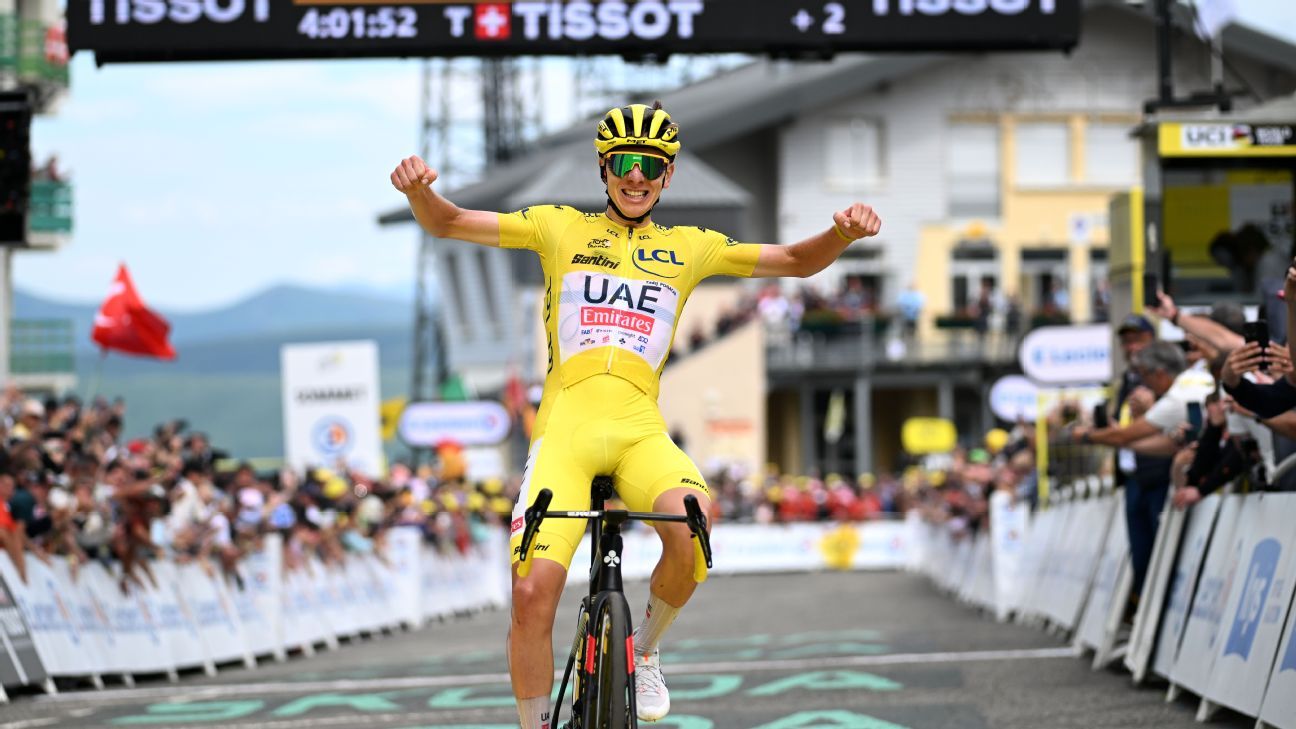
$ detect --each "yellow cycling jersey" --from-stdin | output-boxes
[497,205,762,400]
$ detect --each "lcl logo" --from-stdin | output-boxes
[637,249,682,265]
[633,248,683,279]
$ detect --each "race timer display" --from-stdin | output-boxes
[70,0,1079,64]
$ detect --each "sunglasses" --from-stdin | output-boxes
[606,152,670,180]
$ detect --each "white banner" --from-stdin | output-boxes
[281,340,383,477]
[1126,500,1185,683]
[1204,493,1296,717]
[233,535,284,660]
[176,563,251,667]
[75,563,160,676]
[146,561,208,671]
[0,554,102,678]
[1260,588,1296,729]
[1015,504,1063,621]
[1075,498,1129,652]
[1048,498,1113,630]
[398,401,511,447]
[385,527,425,629]
[564,521,912,586]
[989,375,1040,422]
[989,490,1031,619]
[1171,494,1247,697]
[1019,324,1111,384]
[1152,494,1223,680]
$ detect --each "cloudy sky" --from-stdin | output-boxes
[16,2,1296,312]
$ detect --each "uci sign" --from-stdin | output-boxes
[1018,324,1111,385]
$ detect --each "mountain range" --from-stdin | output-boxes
[15,283,416,349]
[14,284,427,460]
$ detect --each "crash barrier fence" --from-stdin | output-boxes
[909,479,1296,729]
[0,519,911,702]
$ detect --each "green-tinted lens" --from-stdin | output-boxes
[608,153,667,179]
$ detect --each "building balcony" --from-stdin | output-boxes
[766,328,1019,375]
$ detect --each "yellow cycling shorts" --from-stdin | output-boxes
[509,374,710,571]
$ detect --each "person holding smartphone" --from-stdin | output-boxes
[1224,258,1296,419]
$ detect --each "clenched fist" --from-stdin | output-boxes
[832,203,882,241]
[391,155,438,195]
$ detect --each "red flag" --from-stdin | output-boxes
[91,264,176,360]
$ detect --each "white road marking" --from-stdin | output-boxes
[28,646,1075,706]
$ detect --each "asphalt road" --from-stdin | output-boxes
[0,571,1255,729]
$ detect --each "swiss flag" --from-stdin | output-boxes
[475,3,511,40]
[91,264,176,360]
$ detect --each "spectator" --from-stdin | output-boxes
[1072,340,1214,601]
[897,282,924,339]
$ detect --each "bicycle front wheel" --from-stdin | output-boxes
[582,592,635,729]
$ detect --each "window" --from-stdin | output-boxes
[1015,122,1069,187]
[947,122,1000,219]
[950,243,999,313]
[825,118,882,189]
[1085,122,1139,186]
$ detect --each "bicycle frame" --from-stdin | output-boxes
[515,476,713,729]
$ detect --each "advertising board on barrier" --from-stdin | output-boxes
[0,569,45,688]
[1171,495,1246,697]
[1204,494,1296,717]
[281,340,383,477]
[1260,599,1296,728]
[1075,497,1128,654]
[1152,494,1223,681]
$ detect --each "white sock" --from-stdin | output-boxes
[517,696,552,729]
[633,593,681,656]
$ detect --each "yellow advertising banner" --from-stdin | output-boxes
[901,417,957,455]
[1159,122,1296,157]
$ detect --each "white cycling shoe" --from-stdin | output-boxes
[635,648,670,721]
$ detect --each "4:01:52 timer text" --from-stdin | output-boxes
[297,6,418,39]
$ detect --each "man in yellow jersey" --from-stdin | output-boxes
[391,101,880,728]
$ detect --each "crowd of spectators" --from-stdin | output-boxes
[0,392,518,593]
[913,263,1296,624]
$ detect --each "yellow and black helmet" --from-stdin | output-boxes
[594,103,680,159]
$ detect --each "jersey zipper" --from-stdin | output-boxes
[607,223,635,373]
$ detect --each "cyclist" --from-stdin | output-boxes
[391,101,881,728]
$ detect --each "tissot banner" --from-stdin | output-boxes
[68,0,1081,63]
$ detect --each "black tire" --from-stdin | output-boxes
[581,592,635,729]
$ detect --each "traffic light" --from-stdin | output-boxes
[0,92,33,245]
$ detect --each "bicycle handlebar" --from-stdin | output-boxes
[515,487,713,581]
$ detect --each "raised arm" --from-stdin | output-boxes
[391,155,501,246]
[1151,292,1244,351]
[752,203,881,278]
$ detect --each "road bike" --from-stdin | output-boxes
[516,476,713,729]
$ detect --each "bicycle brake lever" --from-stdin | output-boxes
[683,495,713,571]
[517,488,553,578]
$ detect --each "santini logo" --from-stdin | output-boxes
[572,253,618,269]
